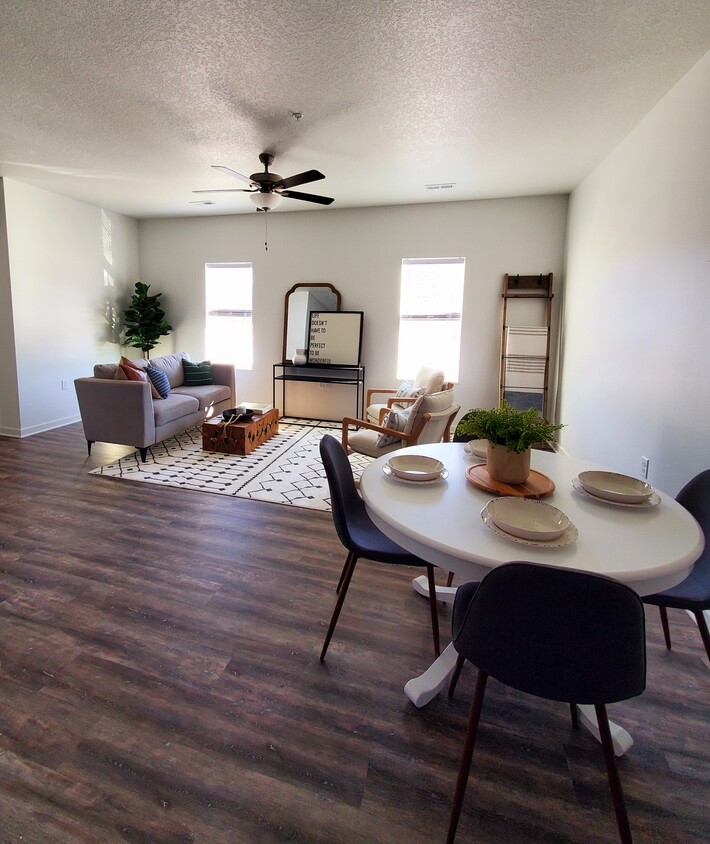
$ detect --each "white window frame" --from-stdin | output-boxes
[205,262,253,369]
[396,257,465,382]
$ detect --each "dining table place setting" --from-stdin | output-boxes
[480,495,578,548]
[572,469,661,507]
[382,453,449,484]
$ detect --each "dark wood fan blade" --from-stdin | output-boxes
[276,169,325,190]
[280,190,334,205]
[192,188,256,194]
[212,165,258,186]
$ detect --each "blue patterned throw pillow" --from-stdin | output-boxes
[145,364,171,399]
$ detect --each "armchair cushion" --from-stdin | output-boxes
[348,427,408,457]
[407,388,455,433]
[413,366,445,393]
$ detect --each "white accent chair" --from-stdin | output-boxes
[365,366,451,425]
[342,387,460,458]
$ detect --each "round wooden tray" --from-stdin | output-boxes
[465,464,555,499]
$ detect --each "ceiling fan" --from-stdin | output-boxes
[193,152,334,211]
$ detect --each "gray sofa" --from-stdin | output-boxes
[75,352,235,461]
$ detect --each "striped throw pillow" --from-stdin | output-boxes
[145,364,171,399]
[182,359,214,386]
[376,404,413,447]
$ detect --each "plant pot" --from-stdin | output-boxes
[486,442,531,484]
[292,348,307,366]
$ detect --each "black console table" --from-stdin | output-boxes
[273,363,366,420]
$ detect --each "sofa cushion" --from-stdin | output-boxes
[145,365,171,399]
[171,384,230,411]
[145,352,190,388]
[182,359,215,386]
[152,393,200,427]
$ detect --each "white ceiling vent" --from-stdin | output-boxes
[425,183,455,191]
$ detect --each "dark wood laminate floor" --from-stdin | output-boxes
[0,424,708,843]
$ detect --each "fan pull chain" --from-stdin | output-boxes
[264,209,268,251]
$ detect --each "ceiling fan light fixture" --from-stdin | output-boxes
[250,191,282,211]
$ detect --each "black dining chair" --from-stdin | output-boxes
[446,562,646,844]
[643,469,710,664]
[318,434,440,662]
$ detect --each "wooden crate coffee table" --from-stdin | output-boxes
[202,408,279,456]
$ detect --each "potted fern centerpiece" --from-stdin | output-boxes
[457,402,564,484]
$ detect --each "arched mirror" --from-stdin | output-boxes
[282,283,341,363]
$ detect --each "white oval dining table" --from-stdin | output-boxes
[359,442,704,755]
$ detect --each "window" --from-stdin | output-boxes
[205,263,253,369]
[397,257,465,382]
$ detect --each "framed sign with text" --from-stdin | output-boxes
[307,311,364,366]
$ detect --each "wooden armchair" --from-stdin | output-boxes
[366,382,455,424]
[365,366,451,424]
[343,390,460,458]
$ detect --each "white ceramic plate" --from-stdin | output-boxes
[383,464,448,484]
[484,497,570,541]
[481,512,578,548]
[463,440,487,459]
[577,470,653,503]
[387,454,445,481]
[572,477,661,508]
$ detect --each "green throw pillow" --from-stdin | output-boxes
[182,359,214,386]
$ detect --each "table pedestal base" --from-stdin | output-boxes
[408,577,634,757]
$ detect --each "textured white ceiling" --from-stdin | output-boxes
[0,0,708,218]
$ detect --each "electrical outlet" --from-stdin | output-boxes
[641,456,649,479]
[61,379,69,391]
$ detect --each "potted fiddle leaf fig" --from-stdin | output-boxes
[457,401,564,483]
[123,282,172,359]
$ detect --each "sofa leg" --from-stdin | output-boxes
[87,440,94,455]
[139,447,148,462]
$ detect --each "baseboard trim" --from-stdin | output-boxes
[0,414,82,439]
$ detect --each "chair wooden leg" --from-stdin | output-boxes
[336,550,355,594]
[658,606,672,650]
[694,610,710,664]
[87,440,94,455]
[139,447,148,462]
[594,703,633,844]
[448,653,466,698]
[426,564,441,657]
[569,702,579,729]
[446,670,488,844]
[320,554,358,662]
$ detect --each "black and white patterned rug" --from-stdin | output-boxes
[90,418,373,511]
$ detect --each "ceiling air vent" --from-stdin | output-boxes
[190,200,215,205]
[425,183,455,191]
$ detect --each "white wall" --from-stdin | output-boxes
[139,195,568,419]
[560,51,710,496]
[0,183,21,435]
[2,180,139,436]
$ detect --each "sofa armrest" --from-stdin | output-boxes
[74,377,155,448]
[210,363,236,403]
